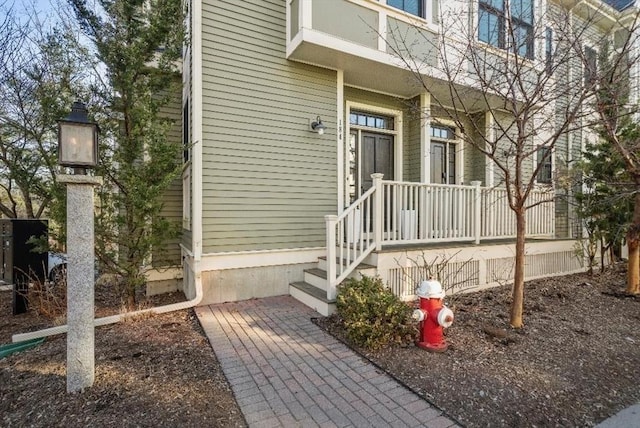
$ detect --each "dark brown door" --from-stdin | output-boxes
[360,132,394,193]
[430,142,456,184]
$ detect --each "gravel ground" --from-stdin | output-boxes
[317,264,640,427]
[0,282,247,428]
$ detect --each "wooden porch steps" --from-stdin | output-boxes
[289,259,377,317]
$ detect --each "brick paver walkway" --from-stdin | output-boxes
[195,296,459,428]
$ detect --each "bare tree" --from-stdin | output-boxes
[383,1,636,327]
[0,2,92,223]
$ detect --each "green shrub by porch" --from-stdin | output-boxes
[336,276,415,350]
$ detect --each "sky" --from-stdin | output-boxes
[8,0,60,29]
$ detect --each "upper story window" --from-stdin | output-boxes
[536,146,552,184]
[387,0,424,18]
[478,0,534,59]
[183,101,190,162]
[584,46,598,85]
[545,27,553,74]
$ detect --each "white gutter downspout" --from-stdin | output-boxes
[12,0,205,343]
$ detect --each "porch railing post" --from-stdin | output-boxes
[325,214,338,300]
[471,181,482,244]
[372,173,384,251]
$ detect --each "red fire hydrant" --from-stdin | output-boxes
[412,279,454,352]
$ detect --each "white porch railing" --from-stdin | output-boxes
[325,175,555,299]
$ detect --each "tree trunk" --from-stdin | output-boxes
[126,287,136,311]
[627,240,639,294]
[510,207,526,328]
[627,190,640,295]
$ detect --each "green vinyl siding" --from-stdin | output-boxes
[466,113,487,184]
[201,0,337,253]
[345,86,407,112]
[313,0,378,49]
[154,88,183,267]
[387,17,438,68]
[404,96,421,182]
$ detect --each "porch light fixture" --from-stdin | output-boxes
[58,101,98,173]
[311,116,326,135]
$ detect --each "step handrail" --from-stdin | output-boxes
[325,173,384,301]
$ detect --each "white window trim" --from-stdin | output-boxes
[429,118,464,185]
[345,101,403,204]
[182,164,191,230]
[474,0,537,60]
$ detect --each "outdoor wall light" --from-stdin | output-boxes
[310,116,327,135]
[58,101,98,173]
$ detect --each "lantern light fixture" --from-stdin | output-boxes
[58,101,98,173]
[310,116,326,135]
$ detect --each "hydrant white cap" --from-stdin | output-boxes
[416,278,445,299]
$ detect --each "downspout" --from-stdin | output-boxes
[12,0,205,343]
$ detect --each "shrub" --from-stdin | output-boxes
[28,277,66,321]
[336,275,415,350]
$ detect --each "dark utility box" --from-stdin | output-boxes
[0,219,48,314]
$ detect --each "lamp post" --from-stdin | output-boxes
[57,101,102,393]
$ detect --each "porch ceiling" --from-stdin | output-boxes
[289,39,425,98]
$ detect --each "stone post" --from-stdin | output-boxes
[58,174,102,393]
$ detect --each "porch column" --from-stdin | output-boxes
[325,215,338,300]
[471,180,482,244]
[484,112,495,188]
[420,92,431,183]
[372,173,384,251]
[337,70,345,212]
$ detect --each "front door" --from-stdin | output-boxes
[360,132,394,193]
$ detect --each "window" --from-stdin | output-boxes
[387,0,424,18]
[183,101,189,162]
[584,46,598,85]
[349,111,394,130]
[545,27,553,74]
[430,125,455,140]
[536,146,552,184]
[478,0,533,58]
[478,0,504,48]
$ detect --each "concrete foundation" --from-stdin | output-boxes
[200,262,315,305]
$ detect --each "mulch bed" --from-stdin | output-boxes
[0,281,247,427]
[316,264,640,427]
[2,266,639,427]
